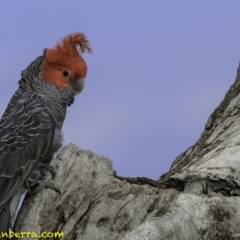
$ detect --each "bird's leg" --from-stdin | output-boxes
[40,165,57,180]
[38,153,57,180]
[25,165,60,196]
[46,165,57,179]
[27,180,61,196]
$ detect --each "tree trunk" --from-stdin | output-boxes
[13,64,240,239]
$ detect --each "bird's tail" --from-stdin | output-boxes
[0,203,11,240]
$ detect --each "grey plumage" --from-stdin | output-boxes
[0,33,91,236]
[0,55,73,232]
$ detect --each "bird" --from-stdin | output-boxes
[0,32,92,234]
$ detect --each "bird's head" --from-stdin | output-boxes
[42,32,92,95]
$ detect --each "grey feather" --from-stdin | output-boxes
[0,52,75,232]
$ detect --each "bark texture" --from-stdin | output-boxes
[13,64,240,239]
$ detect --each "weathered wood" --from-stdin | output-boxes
[13,64,240,239]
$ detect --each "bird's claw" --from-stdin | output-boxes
[40,165,57,180]
[28,180,61,196]
[46,165,57,180]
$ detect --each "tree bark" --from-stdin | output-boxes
[13,64,240,239]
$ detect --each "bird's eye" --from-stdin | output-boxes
[63,71,69,77]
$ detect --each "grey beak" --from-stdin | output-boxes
[71,78,85,95]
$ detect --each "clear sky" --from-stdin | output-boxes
[0,1,240,179]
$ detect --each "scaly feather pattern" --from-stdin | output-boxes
[0,32,91,234]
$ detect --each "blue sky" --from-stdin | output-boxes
[1,1,240,179]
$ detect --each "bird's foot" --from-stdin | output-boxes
[40,165,57,180]
[46,165,57,179]
[27,180,61,196]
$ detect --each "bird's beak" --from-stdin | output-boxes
[71,78,85,95]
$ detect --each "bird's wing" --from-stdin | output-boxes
[0,87,55,210]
